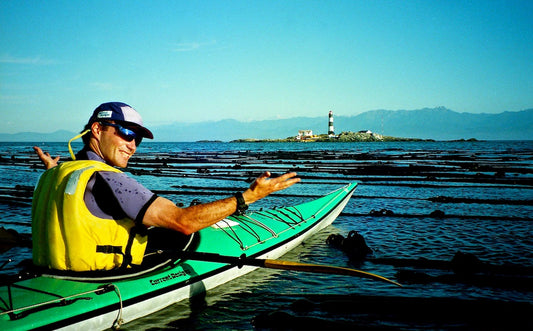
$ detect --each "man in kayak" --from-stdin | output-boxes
[32,102,300,272]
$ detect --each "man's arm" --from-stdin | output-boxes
[142,171,300,234]
[33,146,60,169]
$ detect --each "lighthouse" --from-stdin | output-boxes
[328,110,335,137]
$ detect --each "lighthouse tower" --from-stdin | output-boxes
[328,110,335,137]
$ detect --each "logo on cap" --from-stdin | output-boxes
[97,111,113,119]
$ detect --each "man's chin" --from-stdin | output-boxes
[113,159,129,168]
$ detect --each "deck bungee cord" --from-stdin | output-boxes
[0,283,124,325]
[213,186,350,252]
[280,207,306,224]
[213,219,246,249]
[241,214,280,237]
[260,208,301,227]
[217,210,303,251]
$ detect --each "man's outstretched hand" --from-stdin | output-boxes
[33,146,60,170]
[244,171,301,204]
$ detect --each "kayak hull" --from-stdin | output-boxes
[1,183,356,330]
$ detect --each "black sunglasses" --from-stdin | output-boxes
[99,122,143,146]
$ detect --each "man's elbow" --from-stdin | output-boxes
[166,222,197,236]
[177,226,196,236]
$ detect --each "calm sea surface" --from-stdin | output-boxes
[1,140,532,329]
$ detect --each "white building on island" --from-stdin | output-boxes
[297,130,314,140]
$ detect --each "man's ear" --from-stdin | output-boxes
[91,122,102,139]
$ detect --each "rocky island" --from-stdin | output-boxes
[232,131,432,143]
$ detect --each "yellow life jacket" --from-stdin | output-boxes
[32,160,148,271]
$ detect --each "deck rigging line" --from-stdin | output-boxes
[214,208,306,251]
[213,219,246,249]
[0,283,124,326]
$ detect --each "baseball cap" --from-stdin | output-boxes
[88,102,154,139]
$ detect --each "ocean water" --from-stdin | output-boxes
[0,140,532,329]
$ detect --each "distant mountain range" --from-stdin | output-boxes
[2,107,532,142]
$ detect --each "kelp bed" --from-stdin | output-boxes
[1,145,532,329]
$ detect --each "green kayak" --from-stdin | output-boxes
[0,183,356,330]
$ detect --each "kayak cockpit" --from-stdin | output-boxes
[5,230,198,284]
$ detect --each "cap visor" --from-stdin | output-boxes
[120,121,154,139]
[139,127,154,139]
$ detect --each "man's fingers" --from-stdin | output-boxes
[245,171,301,204]
[33,146,44,156]
[267,172,301,191]
[33,146,59,169]
[277,172,299,181]
[271,172,299,184]
[278,174,301,188]
[258,171,271,180]
[255,172,299,187]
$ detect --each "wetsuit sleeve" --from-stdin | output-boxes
[96,171,157,224]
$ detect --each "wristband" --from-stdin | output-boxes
[233,192,249,216]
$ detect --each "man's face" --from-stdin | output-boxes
[92,122,137,167]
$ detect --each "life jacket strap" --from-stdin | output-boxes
[96,245,124,254]
[120,225,145,269]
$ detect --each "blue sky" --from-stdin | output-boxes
[1,0,532,134]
